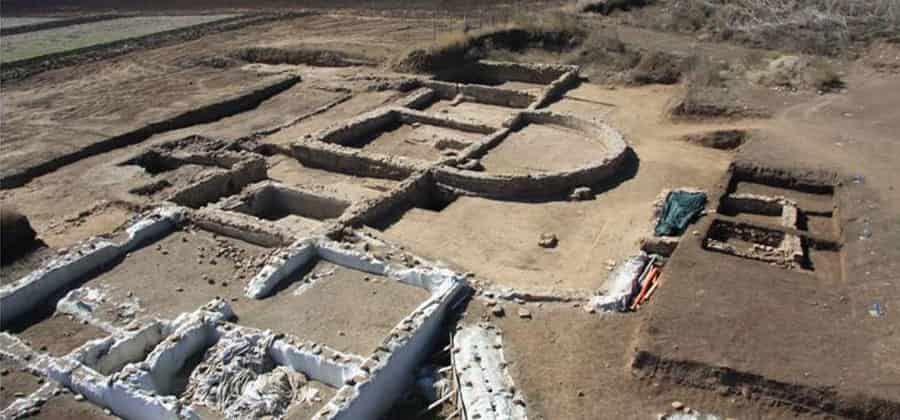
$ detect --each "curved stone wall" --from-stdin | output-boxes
[434,111,630,200]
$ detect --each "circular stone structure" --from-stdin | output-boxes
[434,110,630,200]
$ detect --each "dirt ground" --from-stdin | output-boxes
[263,89,406,147]
[13,313,107,357]
[235,259,429,355]
[380,83,741,293]
[480,122,610,174]
[2,4,900,419]
[0,357,42,411]
[85,228,271,323]
[267,155,399,203]
[351,122,483,162]
[421,99,518,127]
[28,391,118,419]
[628,50,900,416]
[467,302,832,420]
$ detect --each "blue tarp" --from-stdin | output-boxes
[654,191,707,236]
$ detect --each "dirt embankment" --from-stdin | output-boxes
[0,75,300,189]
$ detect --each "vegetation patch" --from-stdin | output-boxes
[394,13,586,73]
[669,58,770,119]
[747,55,845,92]
[627,0,900,56]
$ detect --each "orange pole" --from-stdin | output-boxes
[631,267,658,310]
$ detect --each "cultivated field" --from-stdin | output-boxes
[1,14,236,63]
[1,17,60,28]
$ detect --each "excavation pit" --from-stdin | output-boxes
[406,83,534,126]
[433,61,567,95]
[703,219,800,265]
[341,119,483,162]
[701,219,840,281]
[725,172,838,237]
[118,137,267,208]
[219,182,351,233]
[234,259,430,355]
[139,323,349,420]
[313,107,493,165]
[82,228,271,324]
[120,150,187,175]
[717,194,797,229]
[732,181,834,212]
[267,156,400,203]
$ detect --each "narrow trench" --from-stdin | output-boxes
[165,349,208,397]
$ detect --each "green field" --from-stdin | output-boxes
[1,15,236,63]
[1,17,61,29]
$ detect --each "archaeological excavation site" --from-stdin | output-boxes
[1,1,899,419]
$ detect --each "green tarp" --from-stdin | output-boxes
[654,191,706,236]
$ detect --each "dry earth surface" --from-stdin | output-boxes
[1,2,899,419]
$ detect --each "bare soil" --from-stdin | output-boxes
[28,391,118,419]
[466,302,827,420]
[14,313,107,357]
[262,90,405,146]
[422,99,518,127]
[480,123,608,174]
[350,122,482,162]
[1,5,899,419]
[86,228,270,322]
[381,83,741,293]
[234,260,429,355]
[267,155,399,203]
[0,357,42,410]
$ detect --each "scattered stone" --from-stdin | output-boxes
[570,186,593,201]
[492,306,505,317]
[517,308,532,319]
[671,401,684,410]
[538,233,558,248]
[74,394,85,401]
